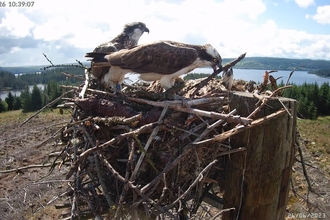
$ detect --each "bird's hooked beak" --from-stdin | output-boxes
[144,27,150,34]
[212,63,222,72]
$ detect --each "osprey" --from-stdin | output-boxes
[90,22,149,81]
[86,40,222,90]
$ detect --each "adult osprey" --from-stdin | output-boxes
[86,40,222,90]
[90,22,149,81]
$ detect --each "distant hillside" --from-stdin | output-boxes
[0,62,90,74]
[222,57,330,71]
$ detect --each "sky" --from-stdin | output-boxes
[0,0,330,67]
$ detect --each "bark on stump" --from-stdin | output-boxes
[223,91,297,220]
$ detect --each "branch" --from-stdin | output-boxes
[79,68,90,98]
[164,159,218,210]
[42,53,54,66]
[193,109,286,145]
[0,162,61,174]
[190,52,247,97]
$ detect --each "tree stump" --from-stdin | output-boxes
[223,91,297,220]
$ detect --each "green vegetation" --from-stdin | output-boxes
[297,116,330,174]
[0,80,62,113]
[20,81,62,113]
[283,82,330,120]
[308,69,330,78]
[230,57,330,72]
[0,66,84,91]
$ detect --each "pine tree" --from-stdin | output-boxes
[30,84,42,111]
[319,82,330,115]
[5,91,15,111]
[21,86,32,113]
[13,96,22,110]
[0,98,6,112]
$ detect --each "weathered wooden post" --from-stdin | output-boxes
[223,91,297,220]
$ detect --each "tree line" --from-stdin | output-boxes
[0,81,62,113]
[0,67,84,91]
[282,82,330,120]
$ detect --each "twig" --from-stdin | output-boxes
[42,64,87,71]
[131,106,168,179]
[20,89,75,127]
[297,145,315,193]
[43,53,55,66]
[210,207,236,220]
[249,85,292,119]
[194,109,237,142]
[0,162,61,174]
[190,52,246,97]
[65,121,161,179]
[115,139,137,218]
[164,159,218,210]
[193,109,286,145]
[94,153,114,207]
[98,153,178,219]
[61,72,85,80]
[285,66,302,86]
[79,69,90,98]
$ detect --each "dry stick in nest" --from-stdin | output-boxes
[251,85,294,119]
[194,109,237,143]
[285,66,302,86]
[258,70,278,93]
[65,121,160,179]
[115,139,138,219]
[20,89,75,127]
[138,123,248,200]
[127,96,250,125]
[113,107,168,218]
[98,153,178,219]
[190,52,247,98]
[61,72,85,80]
[193,109,286,145]
[79,68,90,98]
[42,53,87,71]
[79,125,114,207]
[163,159,218,211]
[131,106,168,179]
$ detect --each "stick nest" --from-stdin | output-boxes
[54,76,253,219]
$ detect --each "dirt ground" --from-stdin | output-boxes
[0,111,329,220]
[0,111,72,220]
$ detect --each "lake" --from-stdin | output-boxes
[1,70,330,100]
[0,84,44,100]
[232,69,330,85]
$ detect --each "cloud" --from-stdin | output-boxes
[294,0,315,8]
[0,36,41,54]
[0,0,330,66]
[0,10,35,38]
[312,5,330,24]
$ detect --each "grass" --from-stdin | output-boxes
[0,109,70,125]
[297,116,330,174]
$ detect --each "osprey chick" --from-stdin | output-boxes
[86,40,222,90]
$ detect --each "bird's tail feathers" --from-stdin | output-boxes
[85,52,109,62]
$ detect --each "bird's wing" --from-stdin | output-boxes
[105,41,198,74]
[93,42,118,53]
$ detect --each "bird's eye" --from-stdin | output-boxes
[213,58,218,63]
